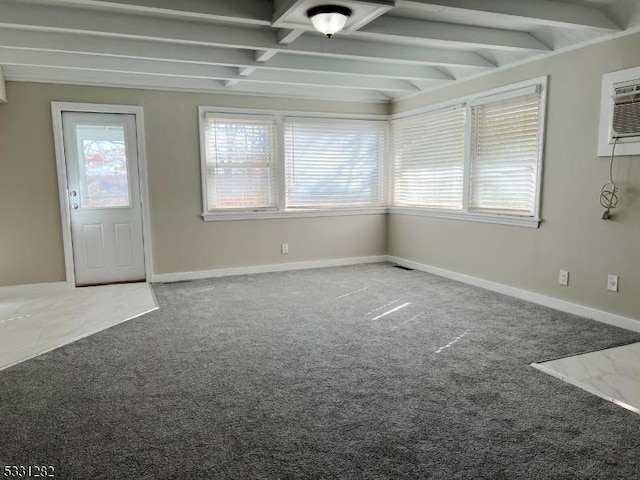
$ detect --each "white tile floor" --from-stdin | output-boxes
[532,342,640,414]
[0,282,158,371]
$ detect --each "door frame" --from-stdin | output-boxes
[51,102,154,288]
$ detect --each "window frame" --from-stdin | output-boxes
[389,76,548,228]
[198,107,389,221]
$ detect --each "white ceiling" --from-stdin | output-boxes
[0,0,639,103]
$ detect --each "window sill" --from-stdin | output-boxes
[202,206,540,227]
[202,207,388,221]
[388,207,541,228]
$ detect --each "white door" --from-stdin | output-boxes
[62,112,145,286]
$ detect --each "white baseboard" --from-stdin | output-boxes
[387,255,640,333]
[151,255,387,283]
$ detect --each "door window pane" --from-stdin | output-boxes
[77,124,130,208]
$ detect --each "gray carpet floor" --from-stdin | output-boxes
[1,263,639,479]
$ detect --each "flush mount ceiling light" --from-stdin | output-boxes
[307,5,352,38]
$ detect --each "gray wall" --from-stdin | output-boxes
[0,82,387,286]
[390,32,640,320]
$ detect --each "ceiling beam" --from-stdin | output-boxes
[277,29,304,45]
[3,65,394,102]
[247,70,421,92]
[0,28,249,67]
[0,47,241,78]
[265,55,454,81]
[225,81,394,102]
[0,28,453,81]
[356,16,550,51]
[0,48,424,92]
[397,0,621,31]
[255,49,279,62]
[238,66,257,76]
[19,0,272,26]
[0,2,495,68]
[284,35,493,67]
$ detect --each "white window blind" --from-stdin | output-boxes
[203,114,277,211]
[392,106,466,210]
[469,91,541,215]
[284,119,386,209]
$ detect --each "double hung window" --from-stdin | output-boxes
[391,81,545,226]
[200,111,386,218]
[201,113,277,211]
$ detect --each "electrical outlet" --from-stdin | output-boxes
[559,270,569,286]
[281,243,289,255]
[607,274,619,292]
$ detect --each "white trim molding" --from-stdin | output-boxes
[0,66,6,103]
[387,255,640,333]
[202,207,388,222]
[51,102,154,288]
[152,255,387,283]
[388,207,540,228]
[198,106,388,121]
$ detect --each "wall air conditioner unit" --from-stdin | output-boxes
[598,67,640,157]
[598,66,640,156]
[611,82,640,138]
